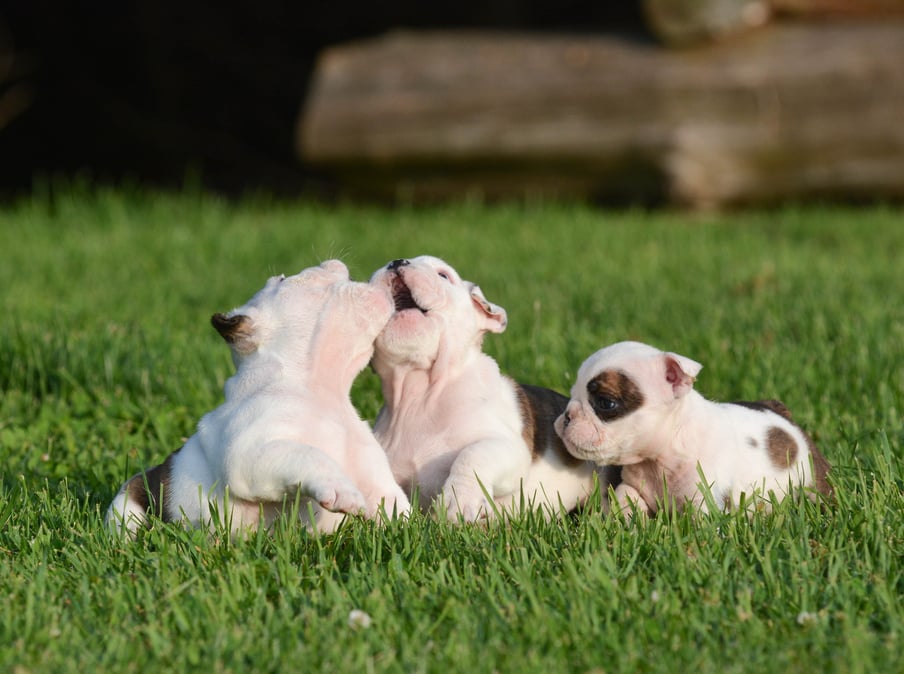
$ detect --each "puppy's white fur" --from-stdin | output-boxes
[556,341,832,516]
[106,260,410,535]
[370,256,607,521]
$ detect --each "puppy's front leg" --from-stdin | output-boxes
[441,437,531,521]
[613,483,652,519]
[354,441,412,520]
[227,440,366,514]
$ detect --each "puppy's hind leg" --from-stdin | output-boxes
[227,440,366,515]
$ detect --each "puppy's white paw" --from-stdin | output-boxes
[312,478,366,515]
[365,493,413,523]
[614,483,650,519]
[441,484,493,522]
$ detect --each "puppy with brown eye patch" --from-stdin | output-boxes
[554,341,833,517]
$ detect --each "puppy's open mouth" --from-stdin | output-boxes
[391,275,426,313]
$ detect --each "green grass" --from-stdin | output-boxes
[1,187,902,673]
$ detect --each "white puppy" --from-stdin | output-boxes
[369,256,610,521]
[555,341,832,516]
[106,260,410,535]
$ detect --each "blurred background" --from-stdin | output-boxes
[1,0,902,207]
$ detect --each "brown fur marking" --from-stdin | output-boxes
[514,381,584,467]
[587,370,645,422]
[805,436,834,499]
[211,313,255,353]
[125,473,150,513]
[766,426,798,469]
[731,399,794,421]
[125,452,176,524]
[734,399,832,499]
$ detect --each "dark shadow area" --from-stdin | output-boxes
[0,1,647,197]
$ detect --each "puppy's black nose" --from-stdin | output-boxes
[562,410,571,427]
[388,259,409,271]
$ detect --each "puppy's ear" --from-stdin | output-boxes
[211,313,257,355]
[663,352,702,398]
[469,284,507,334]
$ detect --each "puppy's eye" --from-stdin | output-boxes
[597,397,618,411]
[587,371,643,422]
[438,271,451,281]
[589,392,622,421]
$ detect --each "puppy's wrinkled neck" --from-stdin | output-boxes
[223,357,284,400]
[376,344,495,413]
[310,348,372,397]
[377,367,431,413]
[224,346,363,406]
[428,334,487,385]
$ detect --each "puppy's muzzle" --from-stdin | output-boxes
[388,258,410,271]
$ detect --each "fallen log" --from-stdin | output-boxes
[298,22,904,207]
[643,0,772,47]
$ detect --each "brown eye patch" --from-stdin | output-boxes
[587,370,645,422]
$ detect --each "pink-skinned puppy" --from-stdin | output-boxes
[369,256,613,522]
[555,341,832,517]
[106,260,410,536]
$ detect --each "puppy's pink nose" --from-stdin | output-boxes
[388,259,409,271]
[563,400,582,425]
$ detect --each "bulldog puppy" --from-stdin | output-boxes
[106,259,410,536]
[556,341,833,517]
[369,256,608,522]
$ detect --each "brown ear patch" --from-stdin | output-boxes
[211,313,255,353]
[766,426,799,469]
[587,370,645,423]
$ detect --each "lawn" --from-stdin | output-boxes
[1,187,902,673]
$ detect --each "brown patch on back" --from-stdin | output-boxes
[514,381,584,467]
[586,370,645,422]
[766,426,798,469]
[732,399,794,421]
[125,452,177,524]
[735,399,833,500]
